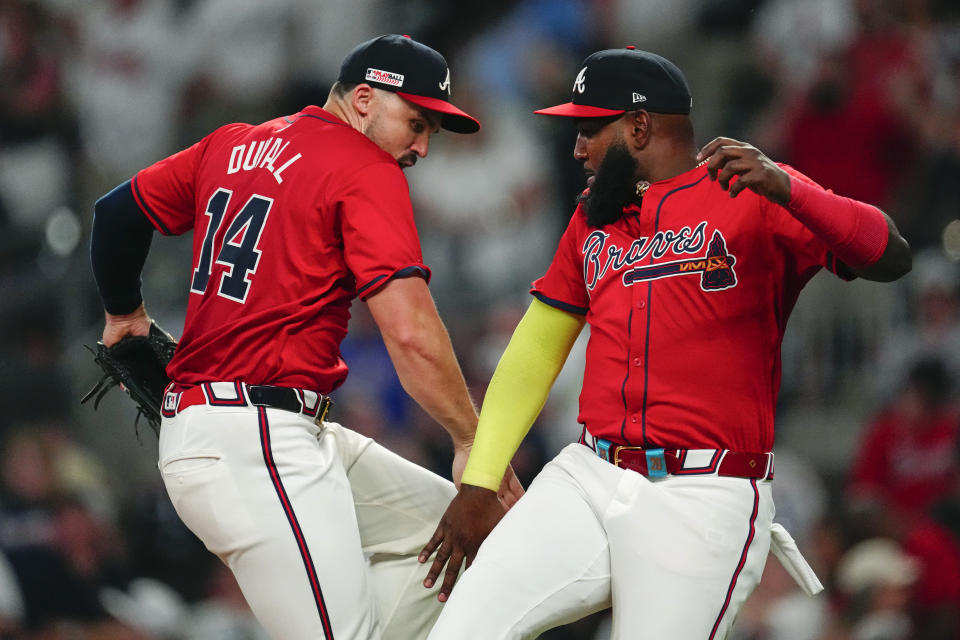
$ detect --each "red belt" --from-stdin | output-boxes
[585,435,773,480]
[162,382,333,424]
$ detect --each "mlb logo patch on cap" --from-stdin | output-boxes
[365,68,404,87]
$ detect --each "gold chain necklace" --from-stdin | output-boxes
[635,159,708,198]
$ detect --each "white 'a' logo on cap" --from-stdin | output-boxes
[439,68,451,94]
[573,67,587,94]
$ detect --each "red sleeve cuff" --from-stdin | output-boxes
[357,264,431,299]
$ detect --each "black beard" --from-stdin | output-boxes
[579,141,639,228]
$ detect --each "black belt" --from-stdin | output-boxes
[248,385,303,412]
[162,382,333,424]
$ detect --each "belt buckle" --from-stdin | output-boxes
[611,444,643,468]
[315,397,332,425]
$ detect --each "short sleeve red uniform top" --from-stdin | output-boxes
[131,106,430,394]
[533,164,851,453]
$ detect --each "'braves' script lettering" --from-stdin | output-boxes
[582,221,707,290]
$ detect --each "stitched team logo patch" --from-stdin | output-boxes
[573,67,587,94]
[622,231,737,291]
[366,68,404,87]
[581,223,738,292]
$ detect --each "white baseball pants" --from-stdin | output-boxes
[158,401,454,639]
[428,443,774,639]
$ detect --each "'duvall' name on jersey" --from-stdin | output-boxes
[227,138,301,184]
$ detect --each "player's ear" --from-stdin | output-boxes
[627,110,652,148]
[352,84,375,117]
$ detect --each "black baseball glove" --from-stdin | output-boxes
[81,322,177,437]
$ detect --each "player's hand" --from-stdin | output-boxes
[497,464,525,509]
[103,303,153,347]
[451,442,470,488]
[418,483,506,602]
[451,443,524,510]
[697,137,792,206]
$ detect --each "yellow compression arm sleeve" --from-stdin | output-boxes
[461,298,586,491]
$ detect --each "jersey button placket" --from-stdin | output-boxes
[625,283,650,438]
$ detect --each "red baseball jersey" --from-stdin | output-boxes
[533,163,851,452]
[131,105,429,393]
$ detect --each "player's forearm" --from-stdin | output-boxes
[786,178,911,281]
[462,300,585,491]
[367,277,478,444]
[91,180,155,314]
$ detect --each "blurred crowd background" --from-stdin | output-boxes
[0,0,959,638]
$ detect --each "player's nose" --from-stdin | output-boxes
[411,134,430,158]
[573,134,588,161]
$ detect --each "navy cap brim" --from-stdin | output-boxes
[398,92,480,133]
[533,102,626,118]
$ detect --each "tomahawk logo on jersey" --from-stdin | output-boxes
[581,221,738,292]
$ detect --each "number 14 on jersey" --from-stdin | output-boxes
[190,188,273,303]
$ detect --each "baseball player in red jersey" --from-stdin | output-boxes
[89,35,522,639]
[419,47,912,638]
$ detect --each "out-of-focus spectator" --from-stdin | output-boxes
[842,498,960,639]
[409,98,558,309]
[60,0,190,189]
[834,538,917,640]
[779,0,927,212]
[183,563,267,639]
[455,0,594,215]
[899,515,960,638]
[287,0,390,89]
[178,0,296,136]
[849,356,960,515]
[0,0,72,240]
[0,297,71,428]
[100,575,191,638]
[101,564,267,639]
[118,480,212,604]
[0,430,147,637]
[458,0,593,108]
[894,0,960,250]
[606,0,702,53]
[750,0,856,95]
[0,430,62,553]
[874,248,960,402]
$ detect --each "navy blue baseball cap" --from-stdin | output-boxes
[338,34,480,134]
[535,47,692,118]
